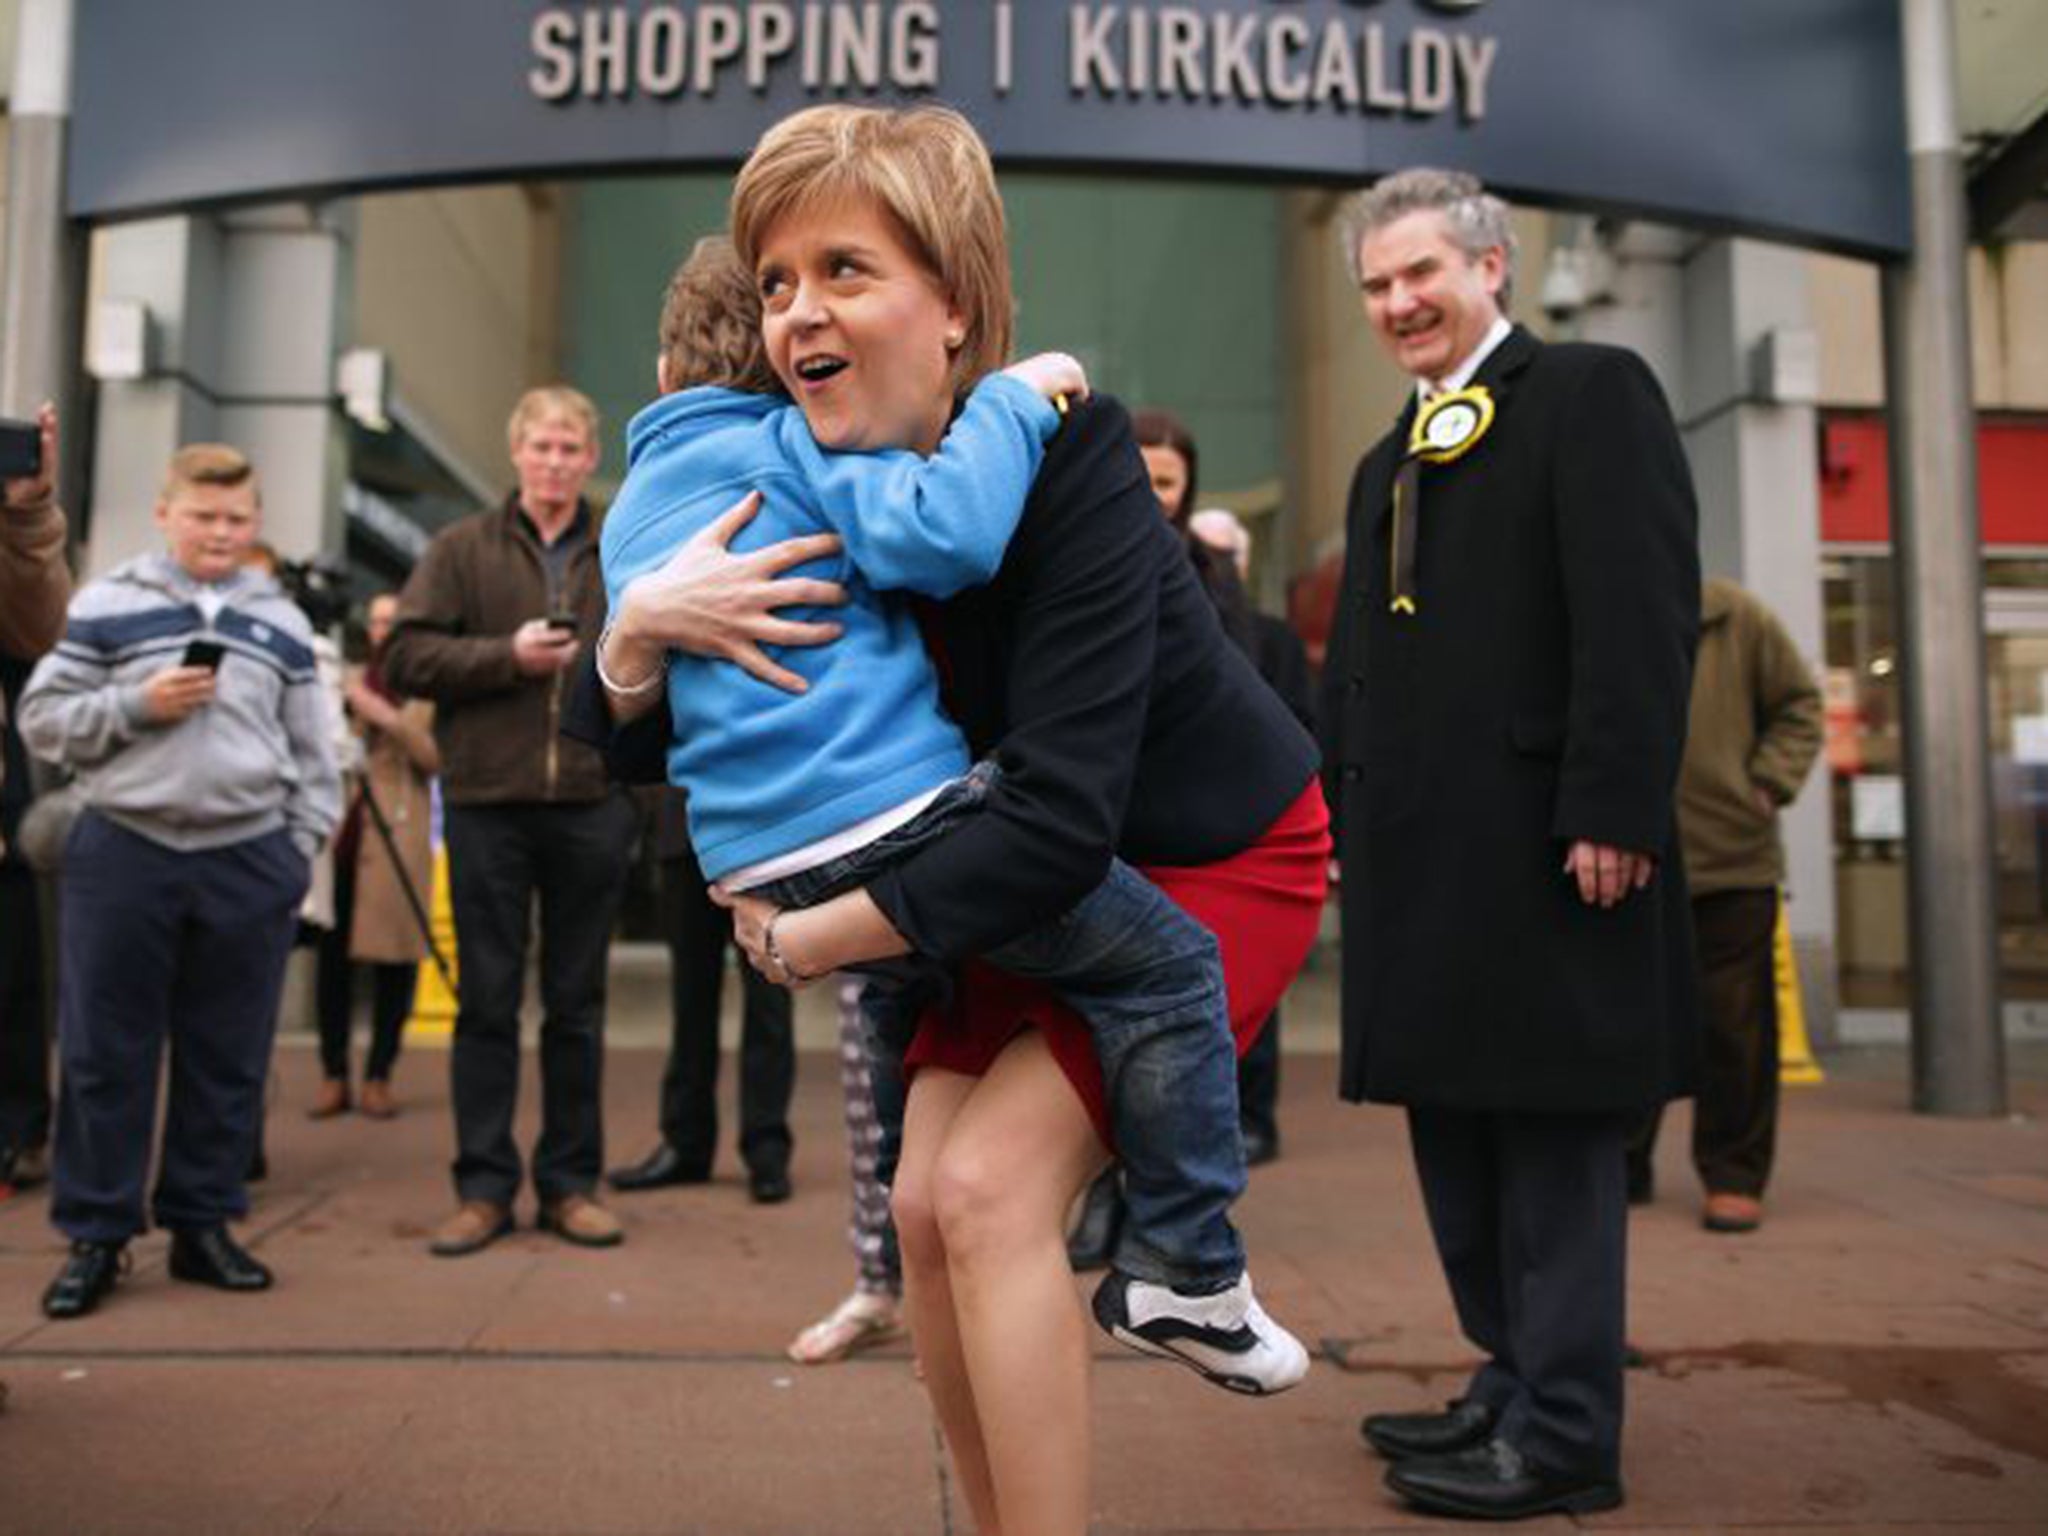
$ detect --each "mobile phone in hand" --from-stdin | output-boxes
[0,417,41,480]
[182,639,226,671]
[545,613,579,637]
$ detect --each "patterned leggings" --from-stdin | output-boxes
[836,977,901,1297]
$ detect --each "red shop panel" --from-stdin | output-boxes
[1821,413,2048,545]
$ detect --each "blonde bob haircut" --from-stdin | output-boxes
[730,104,1015,395]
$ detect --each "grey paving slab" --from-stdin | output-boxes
[1,1029,2046,1535]
[0,1358,945,1536]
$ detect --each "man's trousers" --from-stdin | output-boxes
[656,838,793,1179]
[1630,888,1779,1197]
[444,796,636,1206]
[1407,1106,1631,1481]
[0,863,51,1160]
[51,813,304,1242]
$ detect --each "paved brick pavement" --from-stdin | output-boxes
[1,996,2044,1535]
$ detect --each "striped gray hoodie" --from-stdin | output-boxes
[20,551,341,857]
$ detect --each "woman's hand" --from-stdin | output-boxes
[713,884,912,987]
[609,490,849,702]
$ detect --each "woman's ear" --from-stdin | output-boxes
[943,300,967,352]
[656,352,676,396]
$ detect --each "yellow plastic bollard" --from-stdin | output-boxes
[406,846,459,1041]
[1775,890,1824,1085]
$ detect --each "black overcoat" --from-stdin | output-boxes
[1320,327,1702,1112]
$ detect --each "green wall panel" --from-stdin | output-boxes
[562,172,1283,505]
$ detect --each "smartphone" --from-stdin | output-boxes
[182,639,226,671]
[545,612,579,637]
[0,417,40,480]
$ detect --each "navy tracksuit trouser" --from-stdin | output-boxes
[51,812,305,1243]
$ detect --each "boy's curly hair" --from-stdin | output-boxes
[658,236,780,395]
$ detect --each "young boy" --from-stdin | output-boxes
[21,444,340,1319]
[600,239,1306,1394]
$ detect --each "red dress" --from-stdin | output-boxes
[905,780,1331,1146]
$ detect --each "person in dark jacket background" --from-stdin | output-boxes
[384,386,638,1259]
[0,404,67,1197]
[1322,169,1699,1521]
[1190,504,1315,1167]
[1629,578,1822,1233]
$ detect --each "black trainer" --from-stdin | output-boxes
[1091,1269,1309,1395]
[42,1240,129,1320]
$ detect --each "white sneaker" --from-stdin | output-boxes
[1091,1269,1310,1395]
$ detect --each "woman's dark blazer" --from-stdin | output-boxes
[568,395,1319,965]
[1319,327,1702,1114]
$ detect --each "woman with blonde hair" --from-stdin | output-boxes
[593,104,1327,1534]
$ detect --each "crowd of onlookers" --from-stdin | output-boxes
[0,377,1317,1365]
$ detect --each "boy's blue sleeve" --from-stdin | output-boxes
[777,374,1059,598]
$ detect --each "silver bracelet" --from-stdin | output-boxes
[593,620,666,697]
[763,910,815,985]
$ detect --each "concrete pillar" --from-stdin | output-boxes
[86,202,354,575]
[1882,0,2004,1115]
[1,0,86,499]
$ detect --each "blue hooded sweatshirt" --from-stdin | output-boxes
[600,375,1057,881]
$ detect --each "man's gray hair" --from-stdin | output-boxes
[1339,167,1518,312]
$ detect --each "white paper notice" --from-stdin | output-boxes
[1851,775,1905,840]
[2017,715,2048,766]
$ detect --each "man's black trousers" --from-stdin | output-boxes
[444,796,636,1206]
[656,838,793,1179]
[1406,1105,1630,1481]
[0,863,51,1159]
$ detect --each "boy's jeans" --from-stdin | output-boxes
[751,763,1248,1292]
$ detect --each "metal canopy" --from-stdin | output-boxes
[65,0,1911,257]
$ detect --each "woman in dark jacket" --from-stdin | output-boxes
[590,106,1326,1536]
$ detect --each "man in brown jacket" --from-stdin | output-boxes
[384,386,637,1257]
[1,405,68,1193]
[1629,577,1822,1233]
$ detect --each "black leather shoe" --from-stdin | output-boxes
[1066,1169,1123,1271]
[1361,1397,1497,1461]
[1386,1437,1623,1520]
[607,1143,711,1193]
[1241,1125,1280,1168]
[42,1240,128,1320]
[748,1164,793,1205]
[168,1226,273,1292]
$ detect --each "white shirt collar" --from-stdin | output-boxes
[1418,315,1513,402]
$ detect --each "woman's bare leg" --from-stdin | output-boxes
[893,1068,1003,1532]
[931,1032,1109,1536]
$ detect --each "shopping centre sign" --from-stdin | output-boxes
[69,0,1909,256]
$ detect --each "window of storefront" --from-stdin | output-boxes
[1821,410,2048,1005]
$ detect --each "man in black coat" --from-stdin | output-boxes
[1321,169,1701,1521]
